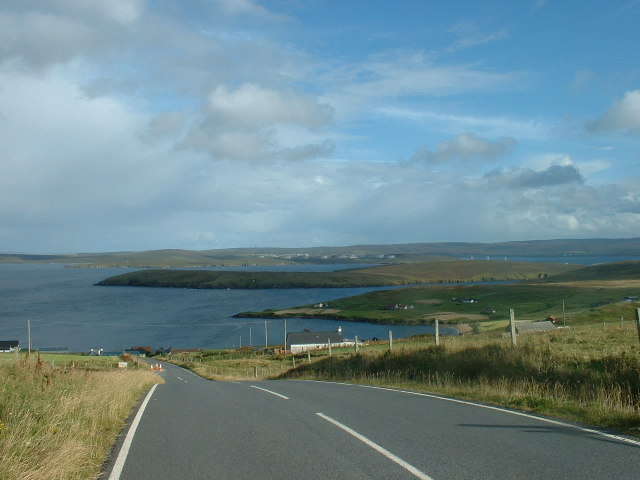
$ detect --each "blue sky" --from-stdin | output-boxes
[1,0,639,253]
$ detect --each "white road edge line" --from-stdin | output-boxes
[250,385,290,400]
[358,384,640,448]
[108,383,158,480]
[316,412,434,480]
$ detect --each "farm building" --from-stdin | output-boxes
[286,327,354,353]
[0,340,19,353]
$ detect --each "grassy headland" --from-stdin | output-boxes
[95,260,578,289]
[0,353,161,480]
[235,261,640,331]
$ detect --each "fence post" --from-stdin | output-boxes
[389,330,393,351]
[328,339,332,357]
[635,308,640,345]
[509,308,517,346]
[355,335,359,353]
[435,319,440,346]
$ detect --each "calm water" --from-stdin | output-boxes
[0,264,452,352]
[2,256,637,352]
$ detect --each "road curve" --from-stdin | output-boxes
[104,361,640,479]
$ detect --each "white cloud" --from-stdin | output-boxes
[411,133,515,165]
[589,90,640,133]
[181,83,333,162]
[208,83,333,129]
[376,107,549,140]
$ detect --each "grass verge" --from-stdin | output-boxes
[0,354,161,480]
[167,322,640,436]
[280,325,640,435]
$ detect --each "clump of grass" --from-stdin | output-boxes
[0,355,161,480]
[170,350,292,380]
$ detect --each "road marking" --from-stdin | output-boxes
[108,383,158,480]
[357,384,640,448]
[316,413,434,480]
[250,385,290,400]
[176,376,187,383]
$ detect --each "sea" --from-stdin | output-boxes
[1,256,638,353]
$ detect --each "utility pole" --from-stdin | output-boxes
[264,320,268,348]
[27,319,31,355]
[284,319,287,347]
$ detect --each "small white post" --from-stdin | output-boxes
[328,339,332,357]
[307,350,311,363]
[509,309,517,347]
[355,335,359,353]
[435,319,440,346]
[389,330,393,351]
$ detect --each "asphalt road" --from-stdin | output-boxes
[105,361,640,479]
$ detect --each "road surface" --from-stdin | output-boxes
[105,361,640,479]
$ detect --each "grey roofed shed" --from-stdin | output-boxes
[0,340,19,352]
[286,329,345,351]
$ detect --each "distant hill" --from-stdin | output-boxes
[545,260,640,282]
[96,260,579,289]
[2,237,640,267]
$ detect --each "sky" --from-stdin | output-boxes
[1,0,639,254]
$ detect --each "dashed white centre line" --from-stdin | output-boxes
[250,385,290,399]
[316,412,434,480]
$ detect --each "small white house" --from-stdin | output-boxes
[286,327,354,353]
[0,340,19,353]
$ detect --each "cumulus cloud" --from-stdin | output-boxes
[588,90,640,133]
[208,83,333,129]
[181,83,333,162]
[411,133,515,165]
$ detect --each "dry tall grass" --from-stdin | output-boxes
[0,356,160,480]
[281,324,640,434]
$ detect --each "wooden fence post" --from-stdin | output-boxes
[435,319,440,346]
[509,308,517,347]
[389,330,393,351]
[635,308,640,345]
